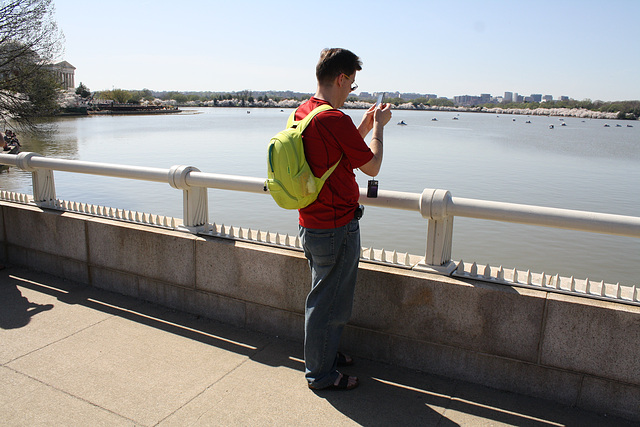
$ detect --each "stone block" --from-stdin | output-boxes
[541,293,640,385]
[86,219,196,288]
[3,206,87,262]
[0,206,4,260]
[18,248,89,284]
[6,245,28,267]
[183,290,246,329]
[138,278,248,329]
[352,264,546,362]
[386,333,581,406]
[138,277,187,312]
[90,267,139,298]
[579,376,640,422]
[196,237,309,312]
[341,324,394,362]
[245,302,304,342]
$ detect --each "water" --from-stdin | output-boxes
[1,108,638,286]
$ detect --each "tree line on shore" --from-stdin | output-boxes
[3,0,637,130]
[87,87,640,120]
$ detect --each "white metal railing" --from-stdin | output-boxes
[1,152,639,305]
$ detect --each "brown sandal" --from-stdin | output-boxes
[308,373,359,391]
[336,351,354,366]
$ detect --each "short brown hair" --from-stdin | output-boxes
[315,48,362,85]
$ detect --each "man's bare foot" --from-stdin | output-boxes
[334,373,358,389]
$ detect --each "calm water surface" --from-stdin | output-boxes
[2,108,638,285]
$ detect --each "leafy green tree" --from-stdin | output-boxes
[169,92,188,103]
[95,89,132,103]
[110,89,131,103]
[428,98,454,107]
[16,65,61,116]
[0,0,65,125]
[75,82,91,98]
[129,88,154,102]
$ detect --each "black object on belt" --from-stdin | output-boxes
[354,205,365,220]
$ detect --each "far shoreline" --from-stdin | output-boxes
[173,103,636,121]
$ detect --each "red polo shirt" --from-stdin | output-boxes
[296,97,374,229]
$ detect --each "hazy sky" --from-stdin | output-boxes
[54,0,639,101]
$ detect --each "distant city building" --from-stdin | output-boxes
[560,96,569,101]
[531,94,542,102]
[359,92,439,101]
[400,93,424,100]
[503,91,513,103]
[46,61,76,90]
[453,93,501,106]
[454,95,481,106]
[543,95,553,102]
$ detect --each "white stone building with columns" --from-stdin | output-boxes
[48,61,76,90]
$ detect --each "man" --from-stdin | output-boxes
[296,48,391,390]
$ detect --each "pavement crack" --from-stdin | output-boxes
[3,367,140,425]
[2,316,113,367]
[154,341,273,426]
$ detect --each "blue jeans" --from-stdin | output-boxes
[299,219,361,388]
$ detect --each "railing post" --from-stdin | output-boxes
[168,165,210,232]
[15,152,57,207]
[415,188,456,274]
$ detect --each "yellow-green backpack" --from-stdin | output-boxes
[266,105,341,209]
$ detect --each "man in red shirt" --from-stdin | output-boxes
[298,48,391,391]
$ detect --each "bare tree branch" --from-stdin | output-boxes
[0,0,65,127]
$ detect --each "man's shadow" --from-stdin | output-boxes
[0,280,54,329]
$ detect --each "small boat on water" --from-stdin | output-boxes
[452,117,458,120]
[604,124,610,127]
[397,120,407,126]
[549,124,554,129]
[561,122,567,126]
[431,118,438,121]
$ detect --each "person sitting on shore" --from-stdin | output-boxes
[3,130,20,153]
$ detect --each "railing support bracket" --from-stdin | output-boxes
[15,152,56,207]
[418,188,454,272]
[168,165,210,232]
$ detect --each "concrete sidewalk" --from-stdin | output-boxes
[0,266,634,426]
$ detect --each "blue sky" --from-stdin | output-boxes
[54,0,640,101]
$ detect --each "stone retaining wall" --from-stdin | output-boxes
[2,201,638,421]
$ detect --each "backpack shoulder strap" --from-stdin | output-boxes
[286,104,333,130]
[287,104,342,181]
[319,153,342,181]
